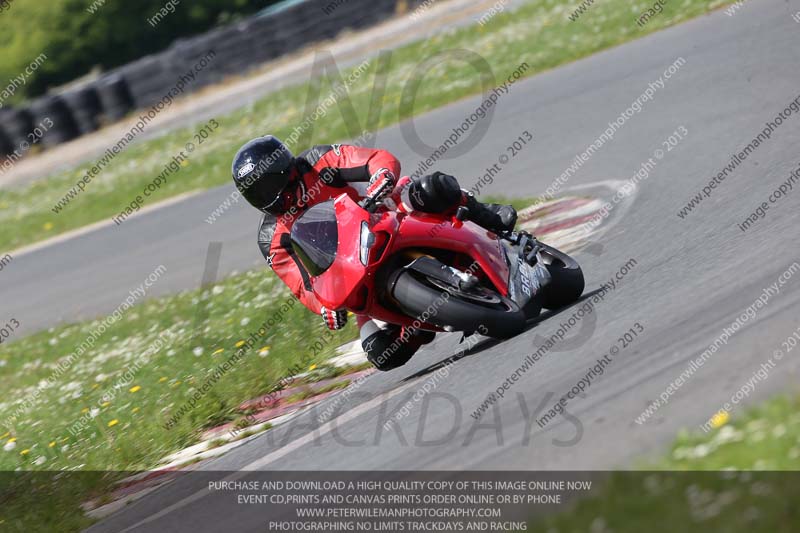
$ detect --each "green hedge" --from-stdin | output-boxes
[0,0,277,103]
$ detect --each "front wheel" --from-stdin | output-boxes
[390,271,527,339]
[536,243,585,310]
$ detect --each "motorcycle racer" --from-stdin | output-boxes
[231,136,517,370]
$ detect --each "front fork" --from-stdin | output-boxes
[501,230,551,317]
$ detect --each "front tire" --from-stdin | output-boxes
[537,243,585,310]
[391,271,526,339]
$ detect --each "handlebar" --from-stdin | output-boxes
[358,197,380,213]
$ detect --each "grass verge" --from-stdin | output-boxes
[0,0,733,252]
[529,393,800,532]
[0,268,359,472]
[0,266,358,529]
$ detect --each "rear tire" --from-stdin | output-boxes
[391,271,526,339]
[537,243,585,310]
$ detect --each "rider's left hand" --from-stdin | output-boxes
[366,169,396,203]
[321,306,348,330]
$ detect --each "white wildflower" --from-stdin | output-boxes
[691,444,711,459]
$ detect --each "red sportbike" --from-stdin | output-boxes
[290,190,585,339]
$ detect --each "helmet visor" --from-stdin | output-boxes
[239,167,293,213]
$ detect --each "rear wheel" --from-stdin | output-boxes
[391,271,526,339]
[537,243,585,310]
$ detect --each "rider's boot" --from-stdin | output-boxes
[464,194,518,233]
[362,324,436,371]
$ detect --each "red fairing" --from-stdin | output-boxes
[265,145,401,315]
[307,194,512,329]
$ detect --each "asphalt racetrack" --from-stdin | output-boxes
[15,0,797,529]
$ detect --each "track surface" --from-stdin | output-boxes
[10,0,800,530]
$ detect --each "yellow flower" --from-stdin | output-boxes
[132,407,140,413]
[81,407,90,414]
[20,449,30,455]
[711,411,729,429]
[173,380,182,386]
[7,437,16,444]
[212,348,224,355]
[129,385,141,393]
[0,432,8,439]
[308,364,317,371]
[101,401,111,407]
[159,377,168,383]
[43,222,54,231]
[235,341,246,348]
[107,419,119,428]
[180,159,189,167]
[48,441,56,448]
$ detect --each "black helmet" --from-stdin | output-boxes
[232,136,297,214]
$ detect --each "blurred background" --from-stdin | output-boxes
[0,0,414,153]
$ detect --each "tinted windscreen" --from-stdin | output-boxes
[290,200,338,276]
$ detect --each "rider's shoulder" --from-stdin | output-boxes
[298,144,335,166]
[257,213,278,251]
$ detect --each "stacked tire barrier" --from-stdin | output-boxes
[29,95,81,148]
[0,107,34,156]
[62,85,102,134]
[0,0,425,158]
